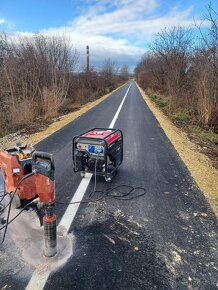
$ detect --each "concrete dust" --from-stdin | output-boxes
[137,83,218,216]
[161,254,177,276]
[118,236,131,244]
[193,212,208,217]
[127,215,143,228]
[103,234,115,245]
[158,242,185,279]
[1,199,74,274]
[116,221,140,237]
[114,209,125,218]
[171,250,182,263]
[178,211,191,221]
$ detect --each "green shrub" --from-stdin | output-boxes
[188,125,218,143]
[151,94,167,108]
[171,108,194,125]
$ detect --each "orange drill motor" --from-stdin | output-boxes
[0,144,36,208]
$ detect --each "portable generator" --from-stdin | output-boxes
[0,144,36,208]
[73,128,123,181]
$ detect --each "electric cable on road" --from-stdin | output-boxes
[56,155,146,205]
[0,172,34,243]
[0,157,146,241]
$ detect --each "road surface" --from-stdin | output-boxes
[0,80,217,290]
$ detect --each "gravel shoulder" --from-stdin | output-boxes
[137,83,218,217]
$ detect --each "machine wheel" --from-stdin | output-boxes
[11,193,21,209]
[80,172,86,178]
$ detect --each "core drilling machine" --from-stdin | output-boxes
[32,151,57,257]
[0,145,57,257]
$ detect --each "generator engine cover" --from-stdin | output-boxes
[73,128,123,181]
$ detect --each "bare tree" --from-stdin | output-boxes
[194,3,218,127]
[119,64,129,80]
[0,33,78,134]
[150,26,193,110]
[101,58,117,87]
[135,5,218,132]
[134,52,166,91]
[0,32,122,136]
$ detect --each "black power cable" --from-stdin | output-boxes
[1,172,34,243]
[0,171,6,209]
[56,154,146,205]
[55,185,146,205]
[0,182,8,214]
[0,199,36,232]
[0,156,146,239]
[0,192,7,203]
[0,191,7,198]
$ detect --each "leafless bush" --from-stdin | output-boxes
[135,53,165,90]
[150,27,193,110]
[101,58,118,87]
[192,49,218,127]
[119,64,129,81]
[0,34,78,134]
[135,5,218,131]
[0,33,123,136]
[194,3,218,127]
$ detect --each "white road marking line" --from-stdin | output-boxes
[59,172,93,231]
[25,83,131,290]
[109,84,131,129]
[26,272,50,290]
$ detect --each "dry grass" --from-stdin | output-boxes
[137,83,218,217]
[0,84,125,149]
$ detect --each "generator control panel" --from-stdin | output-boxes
[76,143,104,156]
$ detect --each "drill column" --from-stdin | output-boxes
[32,152,57,257]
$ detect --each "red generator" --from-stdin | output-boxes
[73,128,123,181]
[0,144,36,207]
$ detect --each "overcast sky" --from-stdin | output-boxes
[0,0,217,71]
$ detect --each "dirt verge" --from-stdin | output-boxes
[137,83,218,217]
[0,84,124,150]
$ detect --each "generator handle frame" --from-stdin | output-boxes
[72,128,123,178]
[74,128,121,141]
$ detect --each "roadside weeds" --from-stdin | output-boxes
[0,84,125,150]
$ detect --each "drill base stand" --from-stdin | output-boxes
[43,205,57,257]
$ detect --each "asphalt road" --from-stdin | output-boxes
[0,80,217,290]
